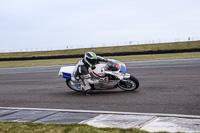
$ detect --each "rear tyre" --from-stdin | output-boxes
[66,80,82,92]
[118,75,139,91]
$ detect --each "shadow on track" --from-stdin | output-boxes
[59,89,140,97]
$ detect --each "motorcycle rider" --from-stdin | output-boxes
[72,52,107,95]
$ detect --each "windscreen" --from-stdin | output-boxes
[104,60,120,71]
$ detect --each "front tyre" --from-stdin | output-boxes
[66,80,82,92]
[118,75,139,91]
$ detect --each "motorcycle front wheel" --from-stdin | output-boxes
[118,75,139,91]
[66,80,82,92]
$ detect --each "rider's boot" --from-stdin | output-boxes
[81,78,92,96]
[81,86,92,96]
[84,89,92,96]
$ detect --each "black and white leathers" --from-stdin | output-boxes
[72,56,107,92]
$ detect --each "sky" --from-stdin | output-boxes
[0,0,200,52]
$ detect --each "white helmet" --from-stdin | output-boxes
[84,52,97,67]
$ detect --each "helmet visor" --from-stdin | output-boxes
[86,57,97,65]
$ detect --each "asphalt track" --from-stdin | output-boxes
[0,58,200,115]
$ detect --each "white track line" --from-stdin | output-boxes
[0,107,200,119]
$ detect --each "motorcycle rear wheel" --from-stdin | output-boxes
[118,75,139,91]
[66,80,82,92]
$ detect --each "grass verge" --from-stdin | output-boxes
[0,122,168,133]
[0,52,200,68]
[0,41,200,58]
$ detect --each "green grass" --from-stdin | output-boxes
[0,122,168,133]
[0,40,200,58]
[0,52,200,68]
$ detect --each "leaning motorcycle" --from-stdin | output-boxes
[58,59,139,92]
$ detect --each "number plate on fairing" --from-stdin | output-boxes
[92,64,105,78]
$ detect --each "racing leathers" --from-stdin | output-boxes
[72,56,107,93]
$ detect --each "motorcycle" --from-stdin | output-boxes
[58,59,139,92]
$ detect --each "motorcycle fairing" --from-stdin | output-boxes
[58,66,75,80]
[92,64,105,78]
[63,73,71,80]
[94,80,119,90]
[119,65,126,75]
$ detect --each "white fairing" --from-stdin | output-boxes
[92,64,106,78]
[91,63,121,89]
[58,66,75,76]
